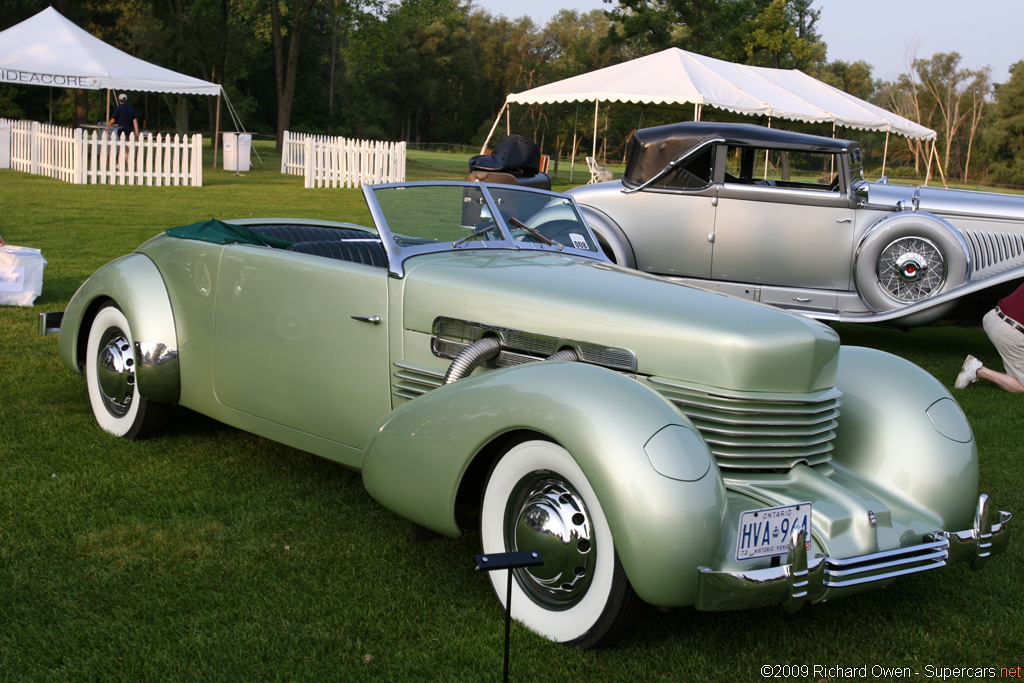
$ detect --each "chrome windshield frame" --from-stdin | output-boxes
[362,180,609,278]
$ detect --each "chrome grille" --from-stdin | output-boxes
[825,538,948,588]
[961,229,1024,276]
[649,377,841,471]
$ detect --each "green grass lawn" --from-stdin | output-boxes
[1,149,1021,681]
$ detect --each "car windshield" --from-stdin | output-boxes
[367,182,602,259]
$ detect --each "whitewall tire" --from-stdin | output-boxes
[480,440,641,648]
[85,304,168,439]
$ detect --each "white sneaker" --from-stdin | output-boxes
[954,355,983,389]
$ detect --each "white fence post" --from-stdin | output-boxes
[283,130,406,188]
[304,137,314,189]
[3,119,205,188]
[73,127,82,184]
[30,121,40,176]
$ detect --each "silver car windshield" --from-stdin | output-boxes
[367,182,602,261]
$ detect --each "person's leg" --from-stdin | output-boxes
[976,365,1024,392]
[978,308,1024,392]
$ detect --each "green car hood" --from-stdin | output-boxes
[401,251,839,394]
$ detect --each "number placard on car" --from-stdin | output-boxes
[736,503,811,561]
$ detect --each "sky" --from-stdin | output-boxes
[471,0,1022,83]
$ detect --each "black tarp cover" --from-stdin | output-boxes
[469,134,541,175]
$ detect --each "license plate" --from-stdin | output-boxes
[736,503,812,561]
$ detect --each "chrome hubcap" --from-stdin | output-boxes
[507,475,594,608]
[96,329,135,417]
[877,237,946,302]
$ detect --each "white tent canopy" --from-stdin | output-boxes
[0,7,220,95]
[489,47,935,162]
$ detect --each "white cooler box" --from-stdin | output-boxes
[0,244,47,306]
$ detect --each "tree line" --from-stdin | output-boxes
[2,0,1024,186]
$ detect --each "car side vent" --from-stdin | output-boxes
[430,317,637,373]
[961,229,1024,277]
[648,377,842,471]
[392,361,445,400]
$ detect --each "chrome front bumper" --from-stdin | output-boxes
[39,311,63,335]
[695,494,1012,612]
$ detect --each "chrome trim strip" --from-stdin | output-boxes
[648,376,843,404]
[825,538,948,567]
[392,361,445,400]
[783,524,811,613]
[824,544,949,587]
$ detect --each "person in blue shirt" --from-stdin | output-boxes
[108,93,139,139]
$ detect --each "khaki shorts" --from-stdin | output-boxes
[983,308,1024,384]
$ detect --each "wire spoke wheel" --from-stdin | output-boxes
[875,236,946,303]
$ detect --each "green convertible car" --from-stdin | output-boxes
[43,181,1011,648]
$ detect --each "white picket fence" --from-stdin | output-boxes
[281,130,405,188]
[6,120,203,186]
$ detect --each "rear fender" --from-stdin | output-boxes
[59,253,180,403]
[362,361,726,606]
[578,205,636,268]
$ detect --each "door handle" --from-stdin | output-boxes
[836,217,852,223]
[352,315,381,325]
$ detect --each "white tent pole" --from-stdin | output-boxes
[882,129,890,177]
[479,102,508,155]
[924,139,935,187]
[929,138,948,188]
[831,121,836,178]
[506,105,511,135]
[570,105,579,183]
[592,99,599,160]
[764,116,772,177]
[213,93,221,169]
[695,103,702,121]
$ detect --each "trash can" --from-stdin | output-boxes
[223,132,252,172]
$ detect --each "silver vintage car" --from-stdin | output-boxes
[569,122,1024,327]
[44,181,1010,648]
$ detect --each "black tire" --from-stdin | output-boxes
[85,304,169,439]
[480,440,642,649]
[854,214,969,312]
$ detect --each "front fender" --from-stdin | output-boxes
[59,253,180,403]
[831,346,977,530]
[362,361,727,606]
